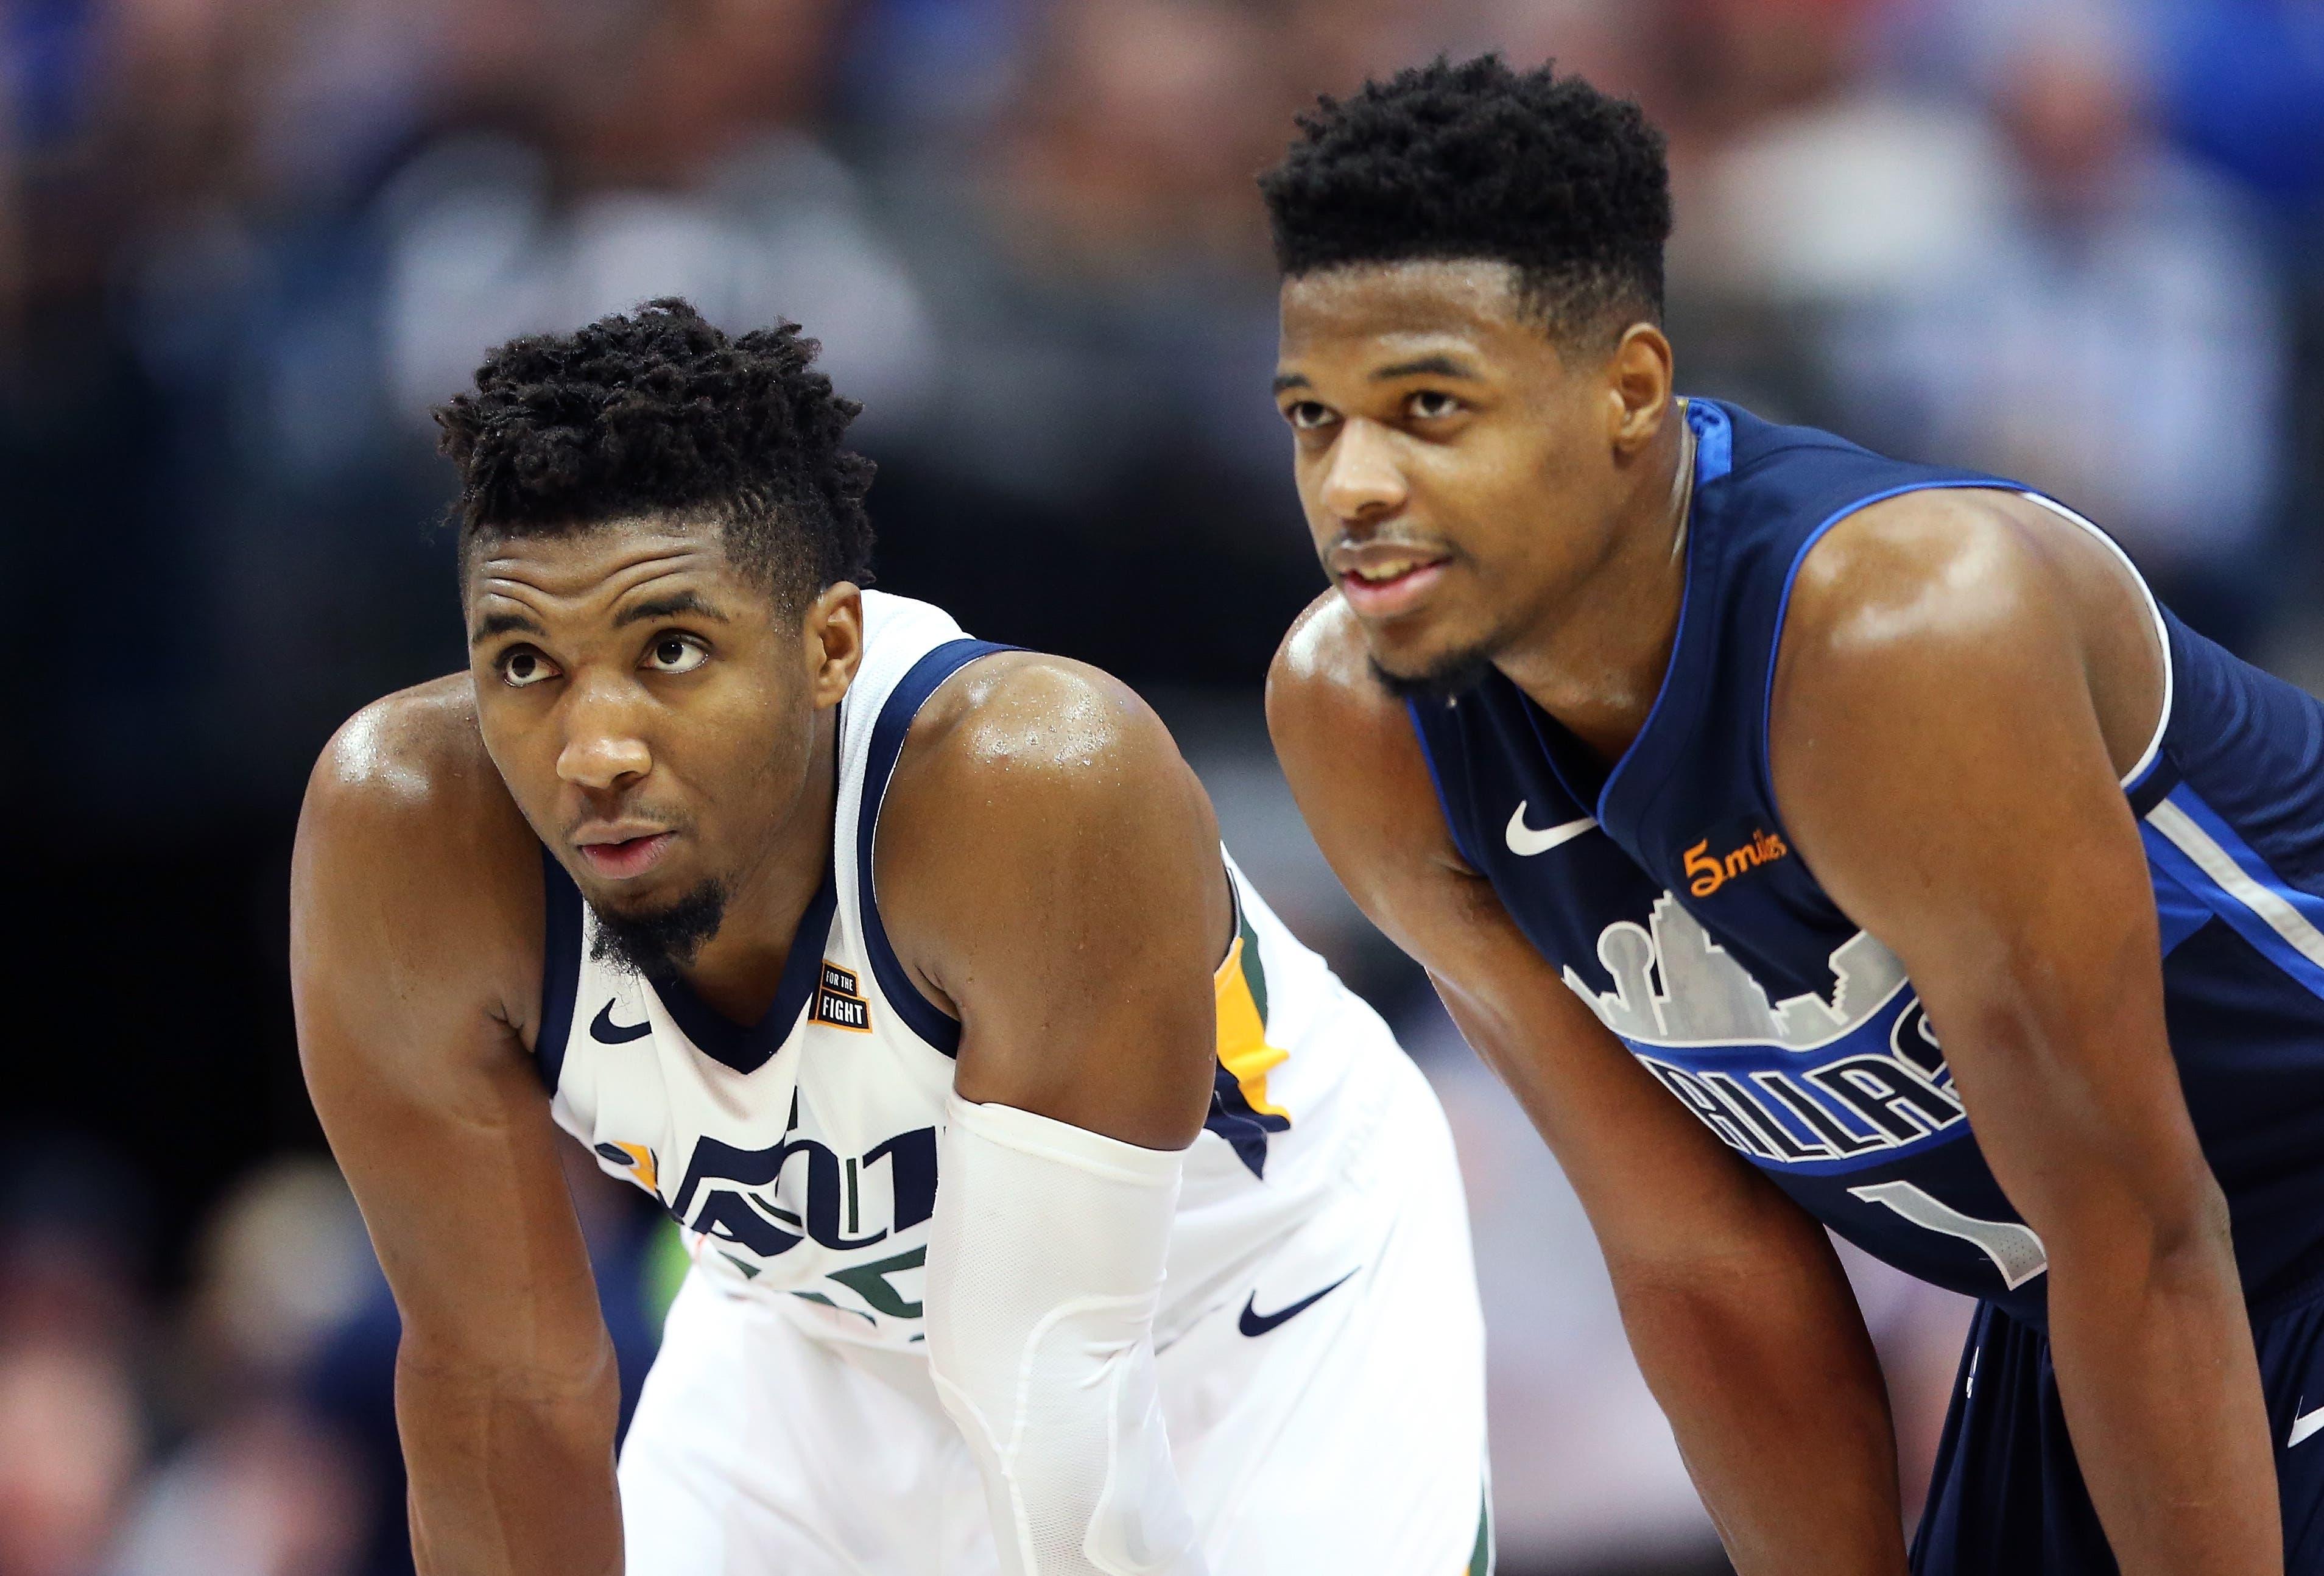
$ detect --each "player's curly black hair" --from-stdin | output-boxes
[435,298,875,610]
[1258,54,1672,342]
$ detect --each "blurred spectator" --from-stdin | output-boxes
[1829,5,2287,649]
[100,1161,371,1576]
[376,0,935,437]
[167,1159,371,1415]
[104,1404,364,1576]
[0,1141,149,1576]
[1670,0,2013,308]
[0,1343,143,1576]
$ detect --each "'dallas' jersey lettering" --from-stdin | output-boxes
[536,591,1407,1351]
[1411,399,2324,1323]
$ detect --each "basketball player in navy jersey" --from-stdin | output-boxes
[1262,56,2324,1574]
[289,301,1490,1575]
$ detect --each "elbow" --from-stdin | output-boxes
[395,1323,622,1424]
[2043,1156,2238,1298]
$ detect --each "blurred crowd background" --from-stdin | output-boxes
[5,0,2320,1571]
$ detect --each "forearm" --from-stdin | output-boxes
[926,1095,1206,1576]
[2046,1215,2279,1575]
[1616,1248,1908,1575]
[396,1340,624,1576]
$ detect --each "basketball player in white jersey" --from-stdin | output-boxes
[289,300,1490,1576]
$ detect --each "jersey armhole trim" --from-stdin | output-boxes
[2012,491,2175,793]
[1593,399,1728,826]
[858,638,1018,1059]
[536,848,583,1094]
[1757,479,2049,811]
[1404,698,1485,871]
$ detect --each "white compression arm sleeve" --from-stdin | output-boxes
[925,1094,1208,1576]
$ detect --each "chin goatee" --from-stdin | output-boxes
[588,879,730,980]
[1368,649,1499,705]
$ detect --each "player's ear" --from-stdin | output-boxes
[803,583,864,709]
[1604,322,1675,458]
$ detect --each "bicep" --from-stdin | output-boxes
[900,671,1227,1151]
[1770,515,2203,1235]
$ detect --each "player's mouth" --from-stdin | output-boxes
[574,828,676,879]
[1332,545,1452,620]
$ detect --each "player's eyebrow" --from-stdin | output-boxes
[1373,354,1477,381]
[1272,371,1312,393]
[614,590,732,628]
[470,608,544,644]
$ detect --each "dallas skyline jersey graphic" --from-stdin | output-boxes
[1566,891,1912,1052]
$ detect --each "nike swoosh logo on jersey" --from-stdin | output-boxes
[1505,803,1596,857]
[1238,1270,1356,1337]
[2292,1399,2324,1449]
[590,1000,653,1044]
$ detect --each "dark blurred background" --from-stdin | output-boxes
[4,0,2319,1572]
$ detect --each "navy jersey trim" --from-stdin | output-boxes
[536,849,584,1094]
[2144,783,2324,1003]
[1758,484,2178,818]
[858,638,1017,1058]
[1202,870,1292,1178]
[1596,399,1735,825]
[648,862,839,1075]
[1406,698,1485,870]
[1756,479,2023,809]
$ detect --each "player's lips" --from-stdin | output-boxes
[573,827,675,879]
[1331,544,1451,620]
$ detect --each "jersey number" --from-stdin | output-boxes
[1848,1180,2049,1290]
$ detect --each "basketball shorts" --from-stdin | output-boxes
[1912,1286,2324,1572]
[618,1056,1493,1575]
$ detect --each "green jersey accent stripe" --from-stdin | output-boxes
[1237,904,1269,1027]
[1466,1491,1493,1575]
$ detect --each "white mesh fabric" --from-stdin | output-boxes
[925,1095,1207,1576]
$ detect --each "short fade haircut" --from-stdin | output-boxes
[435,298,875,610]
[1258,54,1672,343]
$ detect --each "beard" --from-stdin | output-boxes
[1368,645,1500,705]
[588,878,730,980]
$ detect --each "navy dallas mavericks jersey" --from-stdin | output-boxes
[1410,398,2324,1325]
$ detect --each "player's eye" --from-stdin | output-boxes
[643,634,710,675]
[1284,401,1336,431]
[1407,390,1462,421]
[499,647,560,688]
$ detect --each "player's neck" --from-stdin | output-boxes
[671,707,842,1026]
[1495,408,1694,765]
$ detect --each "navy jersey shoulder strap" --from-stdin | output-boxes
[856,638,1016,1057]
[535,848,584,1093]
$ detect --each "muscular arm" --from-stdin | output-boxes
[882,652,1227,1147]
[290,681,621,1576]
[1771,493,2276,1575]
[879,654,1228,1576]
[1267,599,1909,1575]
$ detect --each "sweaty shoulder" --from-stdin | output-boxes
[873,649,1230,1003]
[1776,487,2164,783]
[1267,592,1467,880]
[294,674,545,1037]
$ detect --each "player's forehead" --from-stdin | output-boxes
[465,513,747,619]
[1275,258,1541,376]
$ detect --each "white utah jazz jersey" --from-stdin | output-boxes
[536,591,1412,1354]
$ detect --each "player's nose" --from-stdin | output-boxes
[1317,418,1407,525]
[555,677,653,792]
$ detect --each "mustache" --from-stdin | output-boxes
[561,803,694,843]
[1327,530,1451,556]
